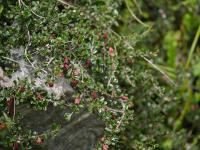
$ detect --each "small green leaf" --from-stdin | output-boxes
[0,4,3,15]
[64,112,73,121]
[163,31,180,67]
[193,62,200,76]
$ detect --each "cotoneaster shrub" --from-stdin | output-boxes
[0,0,164,149]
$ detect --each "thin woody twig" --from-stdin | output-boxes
[24,29,48,74]
[57,0,76,8]
[47,57,55,66]
[105,106,124,113]
[18,0,45,19]
[132,0,143,15]
[24,30,35,69]
[2,56,34,69]
[107,45,117,88]
[1,56,47,74]
[109,29,122,40]
[13,98,16,121]
[115,99,126,130]
[125,0,150,28]
[141,56,176,86]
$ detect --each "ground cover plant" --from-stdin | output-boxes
[0,0,200,150]
[0,0,159,149]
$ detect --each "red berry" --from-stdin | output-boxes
[36,93,43,101]
[103,32,108,39]
[84,59,92,68]
[74,97,81,105]
[91,91,98,100]
[6,98,14,115]
[120,96,128,101]
[35,136,44,145]
[112,113,116,119]
[108,47,114,57]
[63,57,70,70]
[0,122,6,130]
[19,86,25,93]
[13,142,19,150]
[70,79,78,88]
[102,144,108,150]
[63,63,69,70]
[6,98,14,106]
[48,82,54,87]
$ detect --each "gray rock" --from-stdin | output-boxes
[17,105,105,150]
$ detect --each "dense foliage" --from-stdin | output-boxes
[117,0,200,149]
[0,0,200,150]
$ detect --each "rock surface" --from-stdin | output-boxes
[17,105,105,150]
